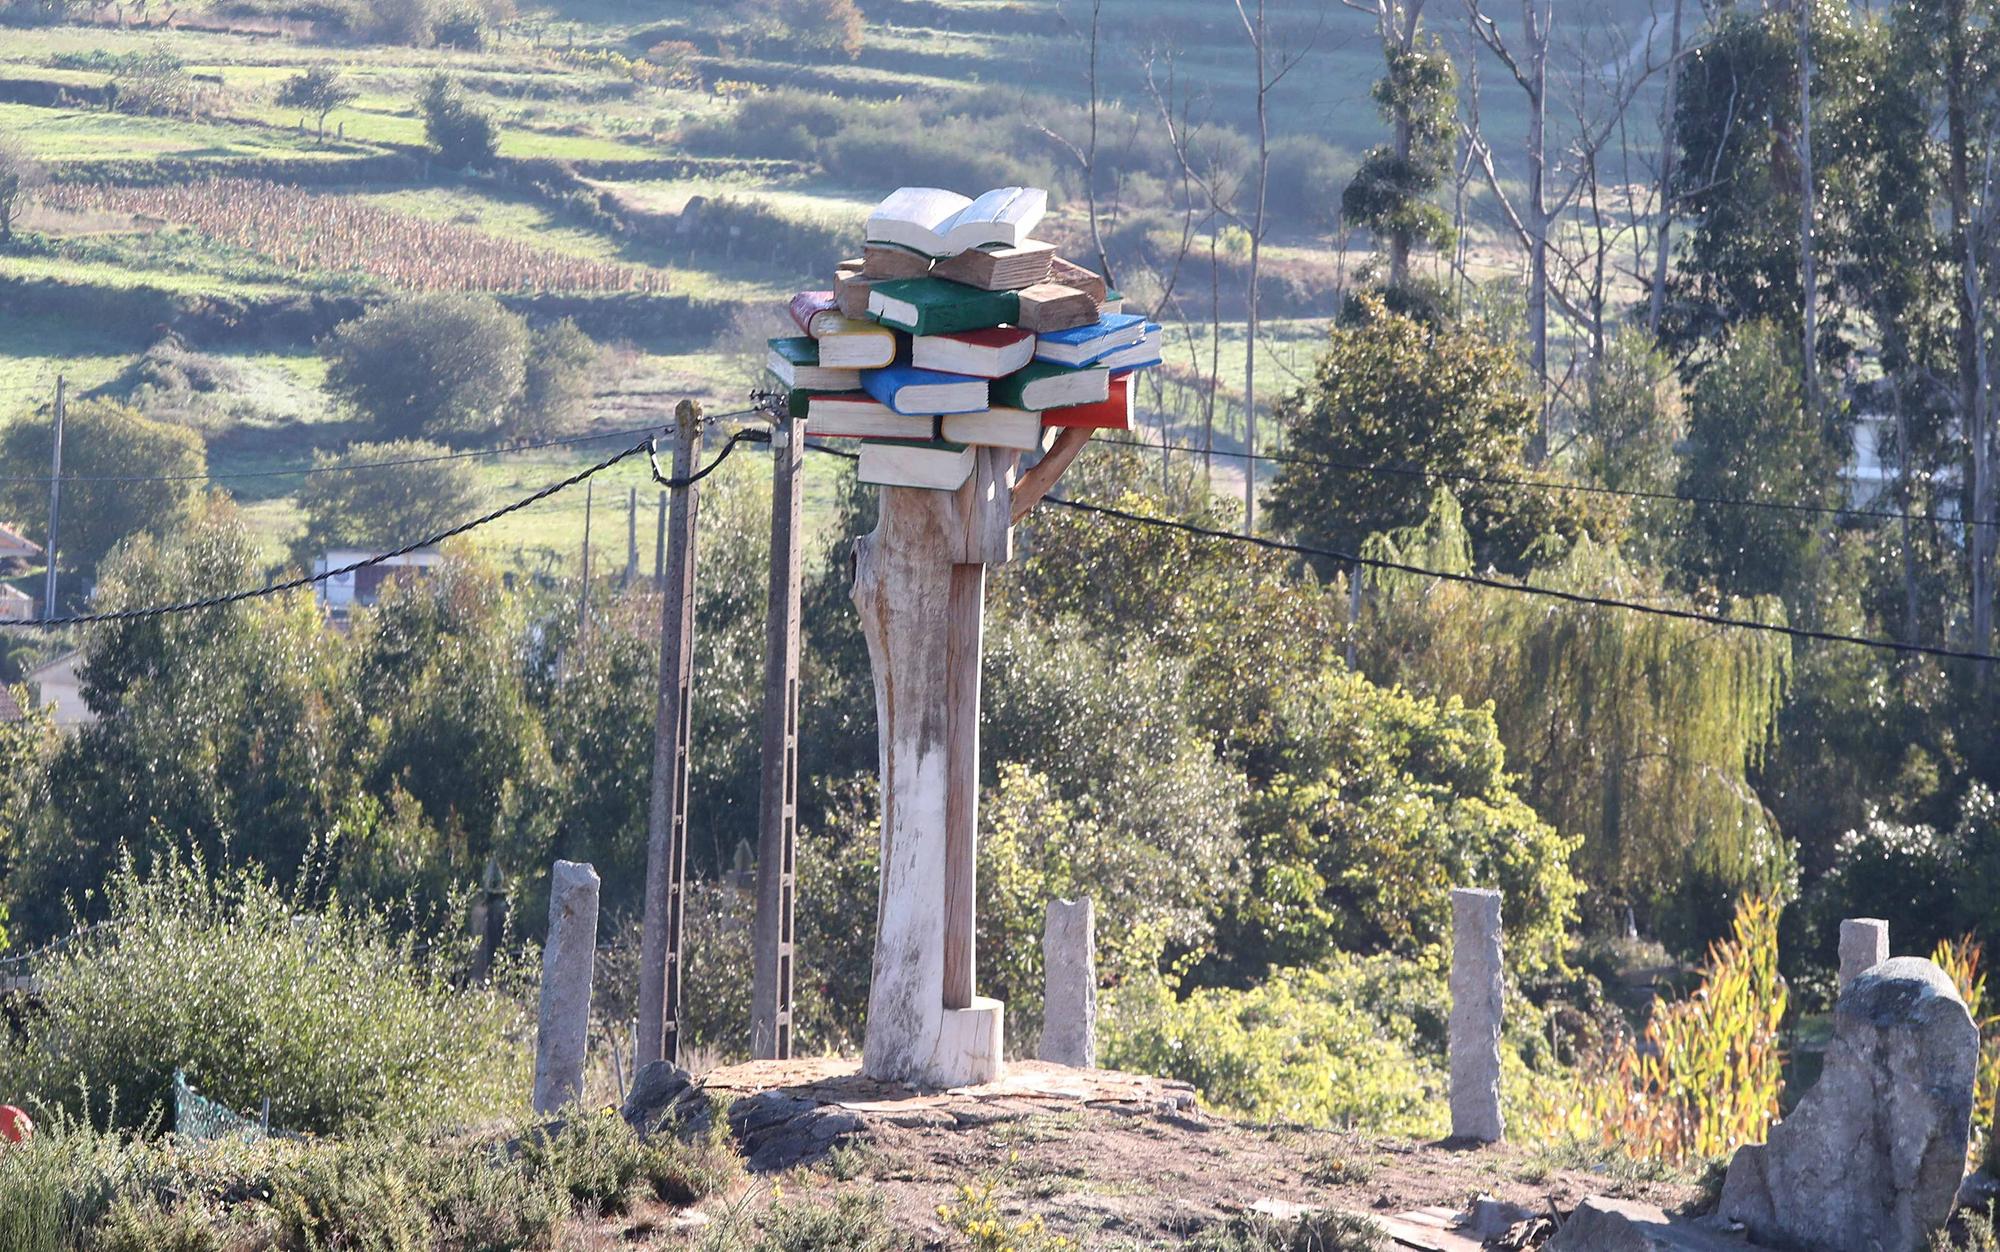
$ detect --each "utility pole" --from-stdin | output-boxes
[751,408,805,1059]
[625,486,639,585]
[637,402,703,1069]
[654,492,667,588]
[43,376,65,619]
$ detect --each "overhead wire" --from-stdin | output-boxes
[799,439,2000,665]
[0,417,763,629]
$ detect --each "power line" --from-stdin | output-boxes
[800,441,2000,665]
[0,410,761,487]
[1086,433,1996,531]
[1,423,762,630]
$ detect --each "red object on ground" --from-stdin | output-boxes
[0,1105,32,1144]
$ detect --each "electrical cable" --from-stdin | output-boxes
[799,440,2000,665]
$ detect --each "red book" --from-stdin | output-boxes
[788,290,842,337]
[1042,372,1132,430]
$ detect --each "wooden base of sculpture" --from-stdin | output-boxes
[853,452,1014,1089]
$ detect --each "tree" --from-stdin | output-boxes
[0,398,205,585]
[323,294,528,438]
[753,0,864,60]
[0,134,43,244]
[1342,1,1456,297]
[1361,491,1793,947]
[1264,295,1599,573]
[276,64,357,143]
[1674,321,1846,611]
[419,74,497,170]
[294,440,483,559]
[515,318,600,436]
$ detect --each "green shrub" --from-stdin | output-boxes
[270,1134,562,1252]
[1100,957,1448,1134]
[520,1108,698,1215]
[0,1103,170,1252]
[420,73,498,169]
[702,1191,914,1252]
[0,855,527,1135]
[679,90,847,162]
[323,293,527,437]
[89,1197,231,1252]
[1191,1209,1386,1252]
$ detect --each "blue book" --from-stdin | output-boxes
[860,363,989,416]
[1034,313,1149,367]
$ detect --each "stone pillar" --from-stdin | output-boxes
[1838,918,1889,991]
[1449,887,1504,1143]
[533,860,601,1114]
[1038,898,1096,1068]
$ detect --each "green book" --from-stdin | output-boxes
[762,370,819,418]
[988,360,1110,411]
[866,277,1020,336]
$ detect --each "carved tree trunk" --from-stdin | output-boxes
[853,454,1014,1088]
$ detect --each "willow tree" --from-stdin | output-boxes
[1360,491,1793,944]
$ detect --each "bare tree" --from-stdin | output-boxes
[1460,0,1672,453]
[1031,0,1124,287]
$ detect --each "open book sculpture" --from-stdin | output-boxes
[761,186,1158,1087]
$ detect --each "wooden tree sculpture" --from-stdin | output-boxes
[854,431,1088,1087]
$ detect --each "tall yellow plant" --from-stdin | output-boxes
[1527,895,1786,1165]
[1932,935,2000,1166]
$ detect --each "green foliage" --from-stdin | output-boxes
[0,398,205,589]
[1190,1209,1386,1252]
[1362,491,1793,942]
[294,439,483,558]
[419,74,498,170]
[0,853,526,1135]
[324,294,528,438]
[517,318,600,437]
[702,1191,914,1252]
[1100,957,1447,1134]
[518,1107,736,1214]
[745,0,866,60]
[1228,667,1581,979]
[1266,296,1601,575]
[1674,321,1847,610]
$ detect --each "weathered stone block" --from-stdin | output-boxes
[532,860,600,1114]
[1720,956,1977,1252]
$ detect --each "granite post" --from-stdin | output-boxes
[533,860,601,1114]
[1839,917,1889,990]
[1037,897,1096,1068]
[1449,887,1504,1143]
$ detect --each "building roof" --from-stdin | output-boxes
[0,525,42,561]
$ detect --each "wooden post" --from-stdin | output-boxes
[752,412,805,1059]
[855,450,1014,1088]
[576,479,594,657]
[637,401,703,1069]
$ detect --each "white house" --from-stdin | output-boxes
[312,548,445,613]
[27,650,94,731]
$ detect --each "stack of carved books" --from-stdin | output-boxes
[764,185,1162,491]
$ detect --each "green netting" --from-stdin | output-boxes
[172,1069,266,1143]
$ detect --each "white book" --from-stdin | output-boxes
[941,407,1044,450]
[857,441,977,491]
[766,348,859,392]
[1099,326,1164,373]
[912,328,1036,379]
[806,394,936,440]
[865,186,1048,259]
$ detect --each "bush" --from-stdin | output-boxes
[1263,135,1349,233]
[519,1107,736,1215]
[1100,956,1448,1133]
[420,73,498,170]
[679,89,847,162]
[516,318,600,436]
[323,293,528,438]
[0,854,527,1135]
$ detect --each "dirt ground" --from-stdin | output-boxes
[574,1058,1703,1251]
